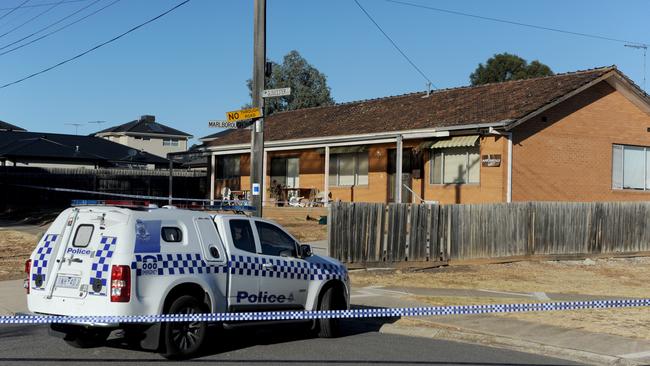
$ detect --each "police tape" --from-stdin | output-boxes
[10,184,322,207]
[2,298,649,325]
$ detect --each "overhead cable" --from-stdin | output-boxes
[386,0,648,47]
[353,0,437,89]
[0,0,190,89]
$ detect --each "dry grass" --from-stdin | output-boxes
[350,257,650,298]
[351,258,650,340]
[0,230,39,281]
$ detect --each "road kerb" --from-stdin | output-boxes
[379,322,641,366]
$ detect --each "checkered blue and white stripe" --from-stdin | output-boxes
[131,253,346,281]
[132,253,225,275]
[31,234,58,290]
[88,236,117,296]
[3,298,650,324]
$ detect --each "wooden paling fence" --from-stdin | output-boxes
[328,201,650,266]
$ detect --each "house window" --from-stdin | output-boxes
[612,144,650,190]
[270,157,299,188]
[430,146,480,184]
[329,152,368,186]
[163,138,179,146]
[216,155,240,179]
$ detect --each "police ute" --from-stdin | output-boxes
[25,203,349,359]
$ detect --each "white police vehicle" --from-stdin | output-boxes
[25,204,349,358]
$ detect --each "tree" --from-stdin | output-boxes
[469,53,553,86]
[246,50,334,115]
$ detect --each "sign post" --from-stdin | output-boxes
[250,0,266,218]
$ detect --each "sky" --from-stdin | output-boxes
[0,0,648,145]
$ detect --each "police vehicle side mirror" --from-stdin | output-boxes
[300,244,312,258]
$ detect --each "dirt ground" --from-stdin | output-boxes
[262,207,328,242]
[351,257,650,341]
[0,230,39,281]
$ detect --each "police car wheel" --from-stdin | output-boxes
[162,295,207,359]
[317,287,341,338]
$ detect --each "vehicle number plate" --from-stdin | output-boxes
[55,275,81,289]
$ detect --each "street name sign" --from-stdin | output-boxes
[262,87,291,98]
[226,107,262,122]
[208,120,253,129]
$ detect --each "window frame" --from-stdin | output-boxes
[161,227,183,243]
[162,138,179,147]
[72,224,94,248]
[253,220,299,258]
[429,146,480,185]
[329,152,369,187]
[228,218,257,254]
[612,143,650,191]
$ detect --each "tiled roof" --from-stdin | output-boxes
[206,66,619,147]
[0,131,171,167]
[95,115,192,137]
[0,120,26,131]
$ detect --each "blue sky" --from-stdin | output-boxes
[0,0,648,144]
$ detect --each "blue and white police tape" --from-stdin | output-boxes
[2,298,649,325]
[9,183,316,207]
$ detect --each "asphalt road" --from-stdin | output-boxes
[0,319,580,366]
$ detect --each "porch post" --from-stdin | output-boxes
[323,146,330,206]
[209,153,215,205]
[262,149,268,206]
[395,135,403,203]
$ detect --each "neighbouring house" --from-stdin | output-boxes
[94,115,192,158]
[198,66,650,205]
[0,120,26,132]
[0,130,171,169]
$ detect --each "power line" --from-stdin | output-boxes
[0,0,65,39]
[0,0,103,52]
[0,0,89,11]
[0,0,31,22]
[0,0,191,89]
[352,0,436,90]
[0,0,121,57]
[386,0,648,47]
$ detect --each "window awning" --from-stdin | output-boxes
[316,146,367,154]
[429,135,479,149]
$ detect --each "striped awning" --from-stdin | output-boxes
[429,135,479,149]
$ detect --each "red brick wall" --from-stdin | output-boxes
[512,80,650,201]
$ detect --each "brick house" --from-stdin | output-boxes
[199,66,650,204]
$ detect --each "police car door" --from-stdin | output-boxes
[252,219,308,310]
[224,217,261,311]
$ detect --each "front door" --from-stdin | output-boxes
[388,149,413,203]
[252,219,308,310]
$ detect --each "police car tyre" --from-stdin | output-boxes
[317,286,341,338]
[162,295,208,359]
[62,327,111,348]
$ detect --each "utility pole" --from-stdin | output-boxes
[250,0,266,217]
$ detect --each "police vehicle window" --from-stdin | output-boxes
[255,221,297,257]
[161,227,182,242]
[72,225,93,248]
[229,219,256,253]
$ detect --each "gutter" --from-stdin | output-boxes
[203,120,514,153]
